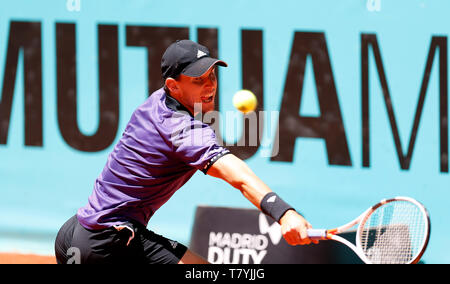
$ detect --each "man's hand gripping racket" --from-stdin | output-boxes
[307,196,430,264]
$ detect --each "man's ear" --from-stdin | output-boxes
[165,78,179,94]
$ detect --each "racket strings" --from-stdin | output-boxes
[359,200,428,264]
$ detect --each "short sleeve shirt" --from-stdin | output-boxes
[77,88,230,230]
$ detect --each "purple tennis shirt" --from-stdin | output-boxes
[77,88,230,230]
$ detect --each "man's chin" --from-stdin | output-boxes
[202,108,216,115]
[192,102,216,116]
[200,101,215,112]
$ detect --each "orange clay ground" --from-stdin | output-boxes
[0,253,56,264]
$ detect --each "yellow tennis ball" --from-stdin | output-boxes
[232,90,257,114]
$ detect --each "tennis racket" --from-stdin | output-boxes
[307,196,430,264]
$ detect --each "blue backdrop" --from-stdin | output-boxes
[0,0,448,263]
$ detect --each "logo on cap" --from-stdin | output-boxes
[197,49,207,59]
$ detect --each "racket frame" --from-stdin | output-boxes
[307,196,431,264]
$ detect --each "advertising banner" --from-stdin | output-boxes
[0,0,448,263]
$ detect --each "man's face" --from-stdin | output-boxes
[174,66,218,115]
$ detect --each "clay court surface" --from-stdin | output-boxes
[0,253,56,264]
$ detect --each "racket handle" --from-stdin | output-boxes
[307,229,327,240]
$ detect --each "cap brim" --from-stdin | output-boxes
[181,57,228,78]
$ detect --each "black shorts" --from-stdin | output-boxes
[54,215,187,264]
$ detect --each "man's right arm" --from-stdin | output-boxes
[206,153,316,246]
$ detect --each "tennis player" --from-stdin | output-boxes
[54,39,316,264]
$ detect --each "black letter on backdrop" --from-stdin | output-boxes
[361,34,448,172]
[272,32,351,166]
[126,26,189,94]
[56,23,119,152]
[0,21,42,146]
[198,28,265,160]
